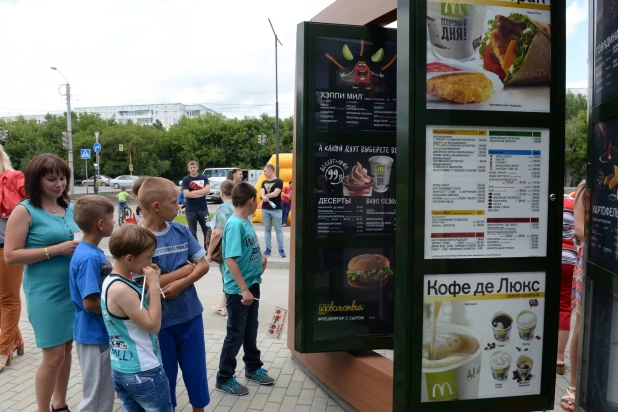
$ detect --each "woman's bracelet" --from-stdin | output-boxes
[44,247,51,260]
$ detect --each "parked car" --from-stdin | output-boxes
[110,175,139,189]
[81,175,112,186]
[206,181,223,203]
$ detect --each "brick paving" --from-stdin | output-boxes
[0,321,345,412]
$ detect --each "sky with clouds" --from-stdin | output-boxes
[0,0,590,119]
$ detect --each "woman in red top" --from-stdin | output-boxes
[0,145,27,372]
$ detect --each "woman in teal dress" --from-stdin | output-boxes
[5,154,80,412]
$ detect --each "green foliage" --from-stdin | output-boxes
[1,112,293,182]
[564,91,588,186]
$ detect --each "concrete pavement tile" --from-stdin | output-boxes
[280,395,299,411]
[276,348,291,358]
[257,384,274,394]
[10,370,36,385]
[274,373,292,388]
[281,362,296,375]
[263,352,277,363]
[267,367,282,379]
[297,389,315,406]
[213,406,232,412]
[248,393,269,410]
[230,399,251,412]
[9,394,36,410]
[302,377,316,390]
[311,396,328,411]
[291,368,305,382]
[268,387,287,404]
[219,394,239,407]
[314,387,327,398]
[259,402,282,412]
[286,381,304,397]
[8,385,34,401]
[294,405,311,412]
[176,393,190,410]
[271,357,286,369]
[9,364,37,377]
[0,383,18,394]
[325,406,344,412]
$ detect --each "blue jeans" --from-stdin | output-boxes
[118,201,128,215]
[186,210,211,249]
[281,202,291,225]
[158,315,209,408]
[112,366,172,412]
[217,283,263,383]
[261,209,284,251]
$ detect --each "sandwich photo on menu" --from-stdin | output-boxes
[346,254,392,289]
[479,13,550,86]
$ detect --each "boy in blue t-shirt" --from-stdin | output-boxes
[138,177,211,411]
[69,195,116,412]
[216,182,274,395]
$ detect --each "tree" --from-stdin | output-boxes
[152,119,164,130]
[564,110,588,186]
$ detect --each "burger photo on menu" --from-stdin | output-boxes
[426,1,550,113]
[346,254,392,289]
[342,162,374,196]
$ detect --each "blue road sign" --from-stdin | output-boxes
[80,149,91,159]
[93,142,101,153]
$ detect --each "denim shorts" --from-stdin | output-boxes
[112,366,172,412]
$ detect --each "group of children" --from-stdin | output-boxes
[69,171,274,411]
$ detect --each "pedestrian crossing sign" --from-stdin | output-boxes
[80,149,91,159]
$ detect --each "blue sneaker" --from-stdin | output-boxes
[215,377,249,395]
[245,368,275,385]
[263,249,271,257]
[279,250,286,258]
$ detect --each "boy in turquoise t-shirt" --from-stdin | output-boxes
[216,182,273,395]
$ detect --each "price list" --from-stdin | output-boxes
[315,143,397,237]
[424,127,549,259]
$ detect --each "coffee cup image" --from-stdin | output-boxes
[516,355,533,379]
[491,312,513,342]
[368,156,394,193]
[516,310,537,340]
[421,325,482,402]
[490,351,512,381]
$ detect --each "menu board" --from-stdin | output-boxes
[425,126,549,259]
[315,143,396,236]
[313,247,394,340]
[421,272,545,402]
[589,117,618,275]
[426,0,550,112]
[315,36,397,133]
[593,0,618,106]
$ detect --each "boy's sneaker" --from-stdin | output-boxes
[215,377,249,396]
[263,249,271,257]
[245,368,275,385]
[279,250,286,258]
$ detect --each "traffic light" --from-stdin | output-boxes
[61,132,69,150]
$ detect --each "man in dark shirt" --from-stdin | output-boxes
[181,160,212,249]
[260,164,285,257]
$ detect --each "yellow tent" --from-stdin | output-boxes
[253,153,293,225]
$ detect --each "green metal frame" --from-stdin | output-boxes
[295,22,398,353]
[394,0,567,410]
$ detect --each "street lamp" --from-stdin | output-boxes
[268,18,282,177]
[51,66,75,196]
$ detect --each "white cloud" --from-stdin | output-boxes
[566,0,588,39]
[567,81,588,89]
[0,0,335,119]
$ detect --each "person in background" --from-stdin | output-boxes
[557,194,576,375]
[4,154,80,412]
[69,196,116,412]
[281,181,292,227]
[116,186,131,217]
[260,164,285,258]
[182,160,212,250]
[207,180,235,317]
[561,180,586,411]
[0,145,27,373]
[231,168,243,184]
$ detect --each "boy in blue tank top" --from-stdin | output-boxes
[137,177,211,411]
[102,224,172,412]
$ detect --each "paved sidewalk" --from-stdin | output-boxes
[0,322,344,412]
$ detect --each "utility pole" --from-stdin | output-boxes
[269,18,282,177]
[51,67,75,196]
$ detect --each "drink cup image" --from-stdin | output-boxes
[421,325,482,402]
[490,351,511,381]
[368,156,394,193]
[491,312,513,342]
[516,310,537,340]
[427,3,486,62]
[516,355,533,379]
[73,232,84,242]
